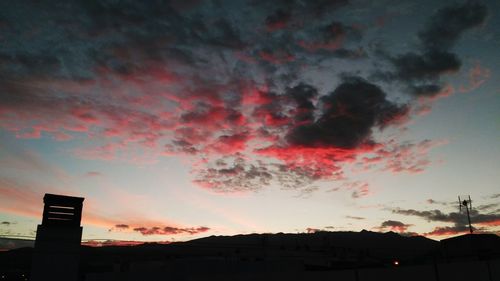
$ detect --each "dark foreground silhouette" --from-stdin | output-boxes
[2,194,498,280]
[1,231,499,281]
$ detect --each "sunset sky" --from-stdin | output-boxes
[0,0,499,246]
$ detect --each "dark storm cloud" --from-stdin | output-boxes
[476,203,499,212]
[298,20,362,52]
[391,51,460,84]
[418,1,488,51]
[0,0,362,119]
[0,0,248,85]
[133,226,210,236]
[297,0,349,16]
[236,76,411,191]
[251,0,349,17]
[380,219,402,227]
[379,220,412,230]
[286,83,318,123]
[265,9,291,31]
[425,225,471,236]
[0,53,61,77]
[286,77,408,149]
[80,3,247,77]
[393,207,500,236]
[392,208,500,224]
[245,0,362,84]
[329,48,366,59]
[378,1,488,97]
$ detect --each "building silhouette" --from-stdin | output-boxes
[30,193,84,281]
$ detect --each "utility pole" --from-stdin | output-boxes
[458,195,473,234]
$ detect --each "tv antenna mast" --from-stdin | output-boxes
[458,195,473,234]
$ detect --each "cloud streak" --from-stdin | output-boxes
[132,226,210,236]
[392,207,500,236]
[378,220,413,233]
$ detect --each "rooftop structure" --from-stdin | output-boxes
[31,193,84,281]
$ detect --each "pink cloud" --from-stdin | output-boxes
[459,62,490,93]
[378,139,448,174]
[345,181,371,198]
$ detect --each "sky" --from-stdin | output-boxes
[0,0,499,247]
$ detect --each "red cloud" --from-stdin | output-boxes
[476,219,500,227]
[241,86,272,106]
[257,144,374,179]
[208,133,252,155]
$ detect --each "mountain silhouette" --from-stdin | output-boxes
[1,231,499,281]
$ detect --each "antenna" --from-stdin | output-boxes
[458,195,473,234]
